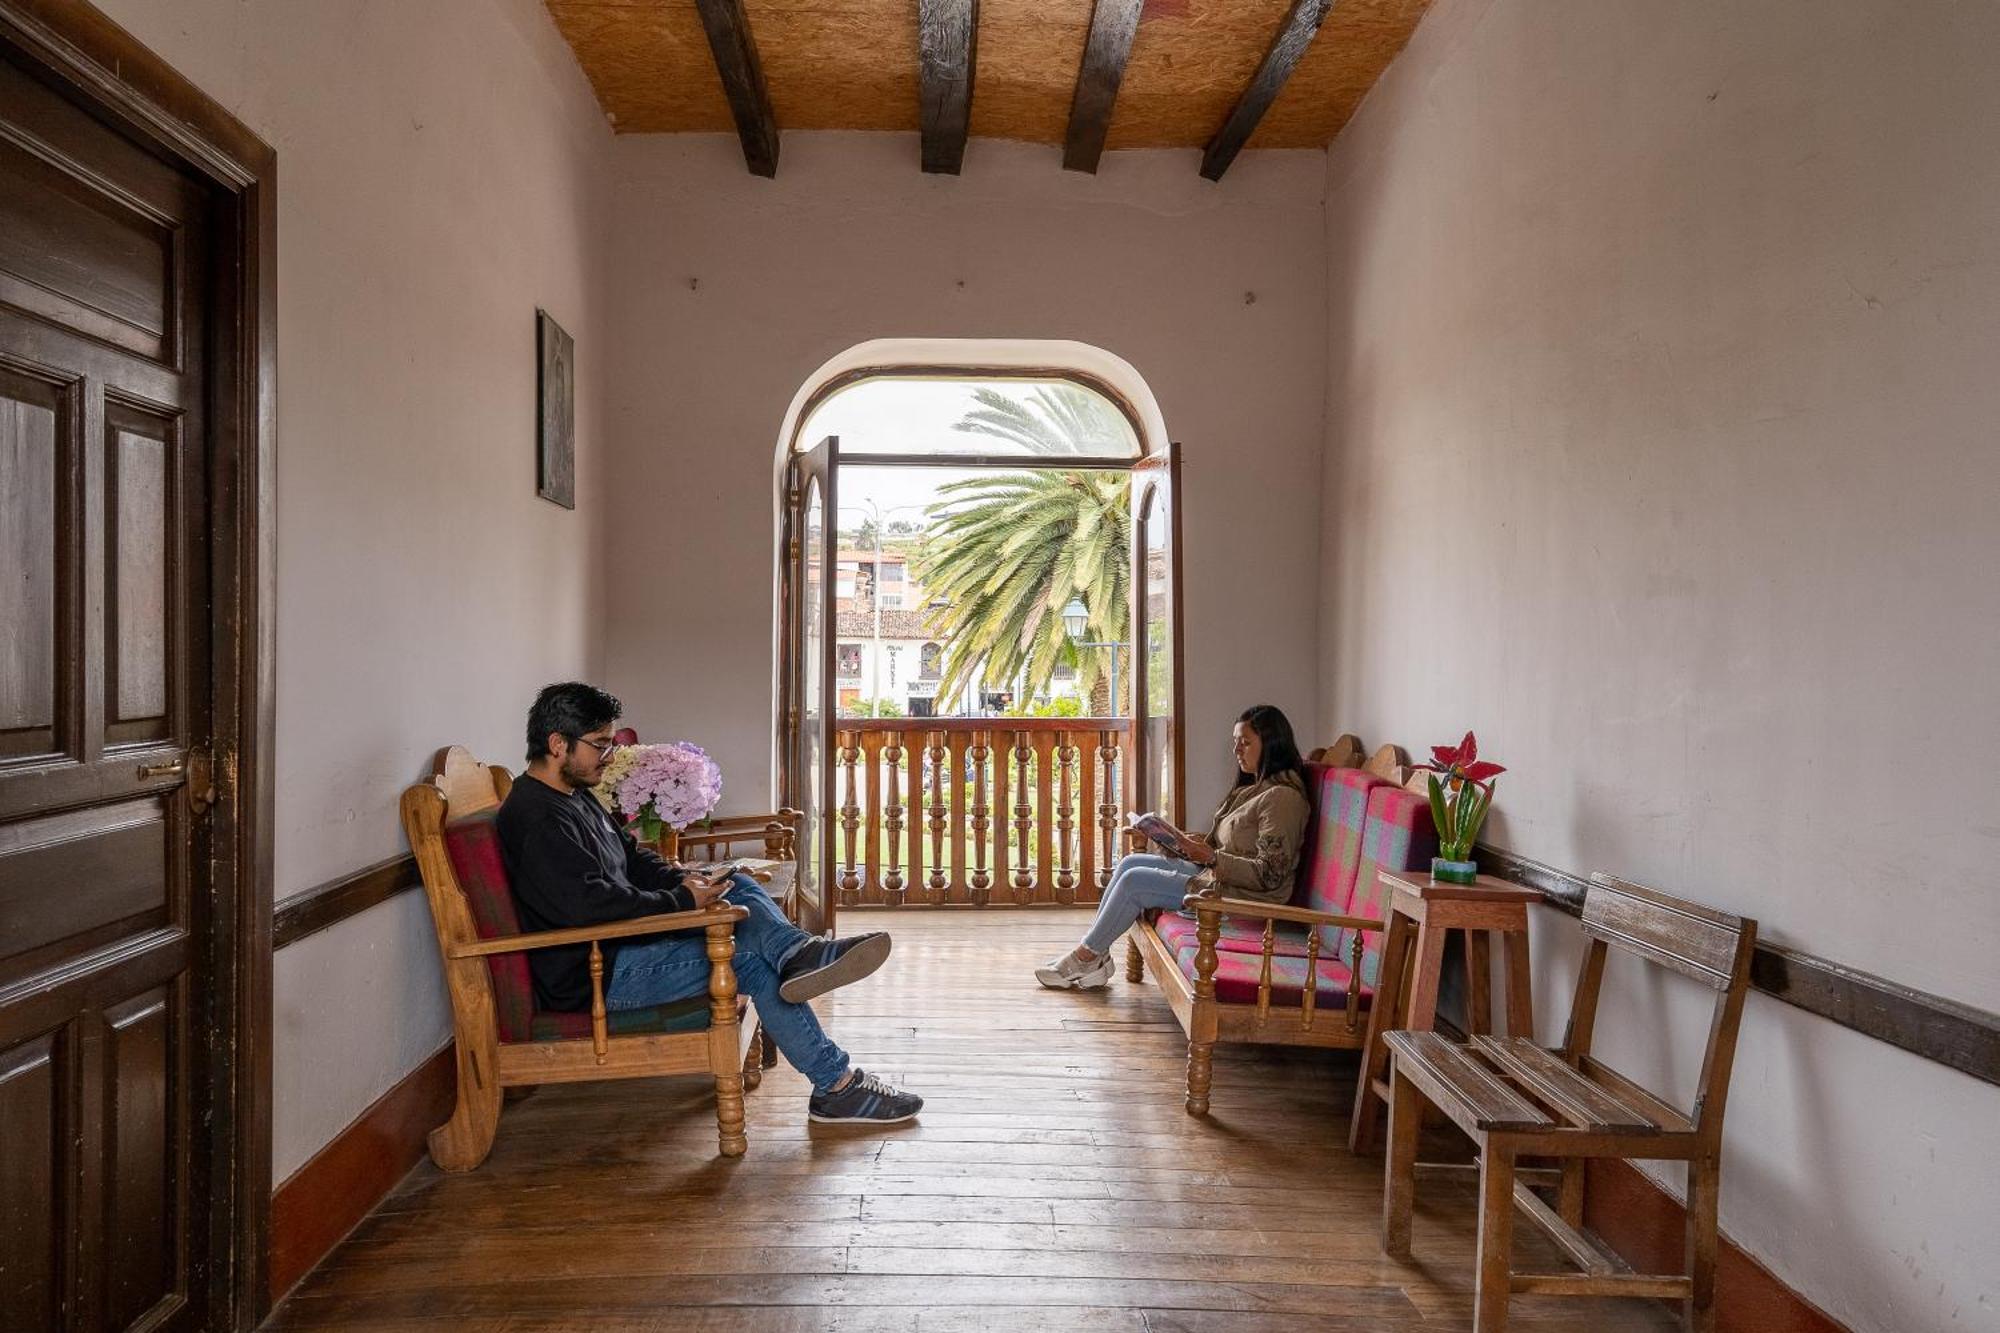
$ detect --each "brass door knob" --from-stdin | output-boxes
[137,758,186,780]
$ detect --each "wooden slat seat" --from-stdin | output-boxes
[1383,1032,1552,1131]
[1472,1036,1660,1134]
[1382,872,1758,1332]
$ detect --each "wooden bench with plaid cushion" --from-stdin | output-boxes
[1129,762,1438,1115]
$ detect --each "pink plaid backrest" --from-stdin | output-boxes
[1343,784,1440,987]
[1298,766,1390,951]
[441,811,535,1044]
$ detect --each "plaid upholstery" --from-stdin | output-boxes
[1152,910,1312,959]
[441,810,719,1044]
[442,812,536,1044]
[1299,767,1391,950]
[1338,784,1440,988]
[1172,942,1373,1010]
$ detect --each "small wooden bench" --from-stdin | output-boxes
[1381,873,1757,1332]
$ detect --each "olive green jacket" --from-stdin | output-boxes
[1190,770,1311,904]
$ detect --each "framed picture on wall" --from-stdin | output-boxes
[537,309,576,509]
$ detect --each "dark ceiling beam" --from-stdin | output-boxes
[1062,0,1145,173]
[1200,0,1332,181]
[693,0,780,177]
[918,0,978,174]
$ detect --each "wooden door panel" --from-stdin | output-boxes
[0,1031,60,1328]
[0,365,72,762]
[0,798,170,978]
[103,986,182,1329]
[104,406,180,747]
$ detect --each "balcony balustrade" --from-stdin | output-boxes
[829,717,1136,908]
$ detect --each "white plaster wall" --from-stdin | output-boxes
[1318,2,2000,1328]
[601,134,1328,825]
[91,0,616,1180]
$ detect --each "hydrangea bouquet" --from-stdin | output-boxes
[591,740,723,844]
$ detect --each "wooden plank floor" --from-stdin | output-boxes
[266,910,1679,1331]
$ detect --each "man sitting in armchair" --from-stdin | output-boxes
[495,681,922,1125]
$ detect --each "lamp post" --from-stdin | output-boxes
[1062,598,1127,718]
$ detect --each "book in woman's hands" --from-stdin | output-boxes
[1128,812,1200,861]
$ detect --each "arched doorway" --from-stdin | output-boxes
[773,341,1182,934]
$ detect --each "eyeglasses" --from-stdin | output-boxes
[572,735,619,760]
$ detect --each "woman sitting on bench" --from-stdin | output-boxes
[1036,704,1312,990]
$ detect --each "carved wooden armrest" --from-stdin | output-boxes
[1182,895,1385,1033]
[448,903,751,1063]
[679,809,802,860]
[446,903,750,959]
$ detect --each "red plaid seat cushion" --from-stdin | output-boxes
[441,810,717,1043]
[1337,783,1440,988]
[1152,911,1313,959]
[1172,941,1373,1010]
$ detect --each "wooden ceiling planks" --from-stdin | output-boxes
[542,0,1434,169]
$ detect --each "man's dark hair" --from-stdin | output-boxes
[526,682,621,761]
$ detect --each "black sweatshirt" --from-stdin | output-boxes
[494,774,694,1013]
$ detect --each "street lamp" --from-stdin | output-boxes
[1062,598,1127,718]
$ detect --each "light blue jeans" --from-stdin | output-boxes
[1081,852,1201,955]
[606,876,850,1093]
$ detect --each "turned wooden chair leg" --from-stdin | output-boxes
[1383,1063,1421,1259]
[1474,1141,1517,1333]
[1125,934,1145,982]
[741,1023,764,1091]
[1686,1157,1721,1333]
[428,1033,502,1173]
[706,923,749,1158]
[1185,1038,1214,1116]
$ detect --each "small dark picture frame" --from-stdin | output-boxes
[536,310,576,509]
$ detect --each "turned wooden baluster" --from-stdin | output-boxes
[1255,921,1276,1025]
[704,922,747,1157]
[968,730,992,905]
[926,731,949,904]
[1054,733,1077,902]
[1011,730,1034,903]
[837,733,861,904]
[882,738,906,906]
[1097,729,1121,888]
[1302,931,1324,1031]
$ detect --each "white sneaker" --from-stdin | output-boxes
[1036,950,1115,990]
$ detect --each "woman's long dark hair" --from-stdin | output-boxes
[1234,703,1307,789]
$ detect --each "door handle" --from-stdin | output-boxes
[137,750,221,814]
[137,758,186,781]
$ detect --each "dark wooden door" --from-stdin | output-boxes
[782,435,838,937]
[0,46,219,1332]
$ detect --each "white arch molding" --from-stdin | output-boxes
[766,337,1174,796]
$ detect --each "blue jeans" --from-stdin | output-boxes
[1081,852,1200,955]
[606,876,850,1093]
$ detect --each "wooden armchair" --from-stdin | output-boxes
[1382,873,1757,1331]
[400,747,765,1171]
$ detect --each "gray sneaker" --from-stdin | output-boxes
[808,1068,923,1124]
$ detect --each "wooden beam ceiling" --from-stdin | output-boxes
[1201,0,1334,181]
[918,0,978,175]
[692,0,780,177]
[1062,0,1145,174]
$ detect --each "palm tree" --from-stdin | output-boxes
[912,469,1130,711]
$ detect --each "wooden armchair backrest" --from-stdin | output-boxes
[1563,873,1758,1142]
[400,745,516,989]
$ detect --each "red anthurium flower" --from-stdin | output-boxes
[1462,759,1506,783]
[1423,731,1505,784]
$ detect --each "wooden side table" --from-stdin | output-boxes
[1348,870,1541,1153]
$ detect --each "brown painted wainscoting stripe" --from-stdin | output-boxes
[272,852,420,949]
[1586,1159,1848,1332]
[267,1041,455,1305]
[1477,843,2000,1089]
